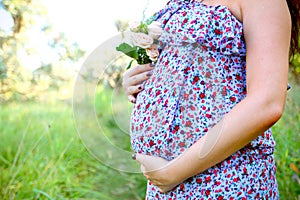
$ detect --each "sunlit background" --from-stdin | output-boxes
[0,0,168,50]
[0,0,168,101]
[44,0,168,52]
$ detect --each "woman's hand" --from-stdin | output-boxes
[122,63,154,103]
[134,153,180,193]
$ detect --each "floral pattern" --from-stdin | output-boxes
[130,0,279,199]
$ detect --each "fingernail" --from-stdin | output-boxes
[146,71,153,77]
[132,153,136,160]
[150,63,156,67]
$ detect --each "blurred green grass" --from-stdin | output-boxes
[0,89,146,200]
[0,81,299,199]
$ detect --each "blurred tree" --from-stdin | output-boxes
[0,0,85,102]
[290,55,300,83]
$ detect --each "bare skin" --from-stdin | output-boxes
[124,0,291,193]
[122,63,154,103]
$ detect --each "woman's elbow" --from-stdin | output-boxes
[268,102,285,124]
[263,96,286,125]
[248,92,286,125]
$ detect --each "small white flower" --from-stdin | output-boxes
[132,32,154,49]
[146,44,159,62]
[129,20,140,32]
[148,21,163,40]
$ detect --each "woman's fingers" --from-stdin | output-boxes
[140,164,146,173]
[122,63,155,102]
[125,63,155,77]
[125,84,143,96]
[127,95,136,103]
[123,64,154,85]
[122,64,154,95]
[126,70,153,87]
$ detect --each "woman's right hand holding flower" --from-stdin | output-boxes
[122,63,154,103]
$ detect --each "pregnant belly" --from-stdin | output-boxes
[130,81,180,160]
[129,78,222,160]
[129,48,227,160]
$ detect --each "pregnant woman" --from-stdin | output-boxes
[122,0,299,199]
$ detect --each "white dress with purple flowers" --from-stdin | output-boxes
[130,0,279,199]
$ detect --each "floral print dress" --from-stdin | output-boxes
[130,0,279,199]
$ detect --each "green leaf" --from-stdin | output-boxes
[136,48,152,65]
[126,60,135,70]
[33,189,55,200]
[138,22,148,34]
[116,43,138,60]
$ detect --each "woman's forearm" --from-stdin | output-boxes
[166,93,285,185]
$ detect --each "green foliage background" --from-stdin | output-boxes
[0,0,84,102]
